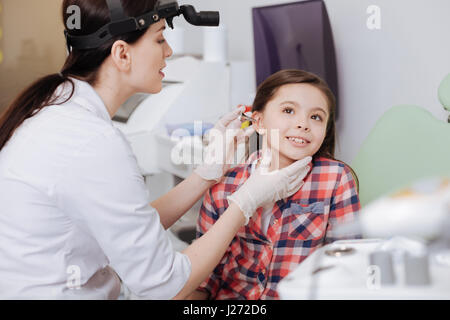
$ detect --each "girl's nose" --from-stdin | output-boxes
[297,121,309,131]
[297,125,310,132]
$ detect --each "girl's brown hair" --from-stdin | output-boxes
[252,69,359,190]
[0,0,157,152]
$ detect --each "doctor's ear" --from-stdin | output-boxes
[252,112,265,135]
[110,40,132,72]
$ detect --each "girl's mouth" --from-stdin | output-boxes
[286,136,310,147]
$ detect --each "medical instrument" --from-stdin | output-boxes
[240,113,256,123]
[277,178,450,299]
[324,247,355,257]
[238,105,256,126]
[237,105,255,130]
[64,0,220,51]
[278,238,450,299]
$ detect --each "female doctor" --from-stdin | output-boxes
[0,0,311,299]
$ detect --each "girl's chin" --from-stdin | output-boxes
[262,146,313,169]
[281,149,311,162]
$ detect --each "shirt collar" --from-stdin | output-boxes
[57,77,112,124]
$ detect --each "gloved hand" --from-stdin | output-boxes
[228,151,312,225]
[194,106,255,182]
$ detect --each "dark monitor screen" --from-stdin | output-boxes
[252,0,338,117]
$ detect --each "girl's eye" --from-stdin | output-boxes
[311,114,323,121]
[283,107,294,114]
[158,38,166,44]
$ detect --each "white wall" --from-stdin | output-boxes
[175,0,450,163]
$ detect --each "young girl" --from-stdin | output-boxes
[191,69,361,300]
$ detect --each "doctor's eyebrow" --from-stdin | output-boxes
[279,100,328,116]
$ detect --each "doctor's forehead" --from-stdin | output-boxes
[149,19,166,33]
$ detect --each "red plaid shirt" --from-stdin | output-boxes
[196,151,361,300]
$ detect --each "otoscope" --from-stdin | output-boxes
[64,0,220,51]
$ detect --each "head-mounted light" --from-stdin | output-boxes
[64,0,220,51]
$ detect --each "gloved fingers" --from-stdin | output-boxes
[223,125,251,156]
[282,156,312,177]
[242,126,256,138]
[235,126,255,145]
[287,181,305,198]
[216,106,246,130]
[288,164,311,184]
[287,167,309,193]
[227,117,244,130]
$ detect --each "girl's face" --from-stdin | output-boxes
[129,19,173,93]
[253,83,329,169]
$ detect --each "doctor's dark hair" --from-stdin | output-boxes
[0,0,158,151]
[252,69,359,191]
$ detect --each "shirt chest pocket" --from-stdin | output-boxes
[285,201,327,240]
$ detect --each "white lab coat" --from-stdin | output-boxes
[0,78,191,299]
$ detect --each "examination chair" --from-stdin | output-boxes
[352,73,450,207]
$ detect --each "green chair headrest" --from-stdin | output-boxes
[439,73,450,112]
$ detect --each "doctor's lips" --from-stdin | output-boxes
[159,65,166,77]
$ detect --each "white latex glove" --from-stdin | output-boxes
[228,151,312,225]
[194,106,255,182]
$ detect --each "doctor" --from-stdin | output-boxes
[0,0,311,299]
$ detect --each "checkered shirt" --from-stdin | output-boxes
[196,151,361,300]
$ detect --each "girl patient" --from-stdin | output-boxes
[190,69,361,300]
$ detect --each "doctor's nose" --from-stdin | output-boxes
[165,42,173,59]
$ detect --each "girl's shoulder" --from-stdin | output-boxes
[313,156,345,166]
[312,156,359,191]
[312,156,350,172]
[311,156,356,181]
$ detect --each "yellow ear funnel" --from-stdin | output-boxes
[241,121,251,129]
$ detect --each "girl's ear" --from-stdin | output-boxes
[252,112,265,135]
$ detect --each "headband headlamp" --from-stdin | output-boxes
[64,0,220,51]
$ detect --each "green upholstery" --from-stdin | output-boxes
[439,73,450,112]
[352,74,450,207]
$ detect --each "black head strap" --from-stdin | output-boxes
[64,0,218,51]
[106,0,127,21]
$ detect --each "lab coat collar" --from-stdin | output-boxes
[57,77,112,124]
